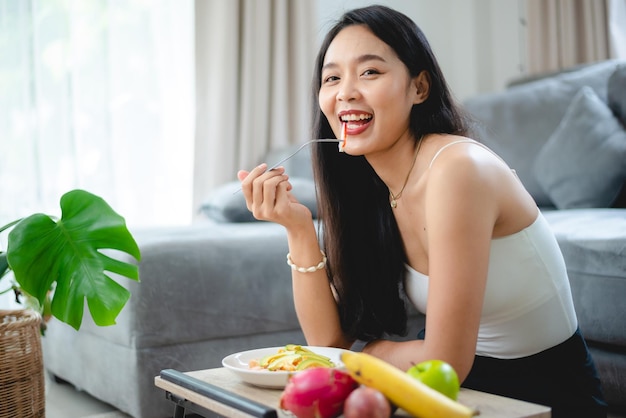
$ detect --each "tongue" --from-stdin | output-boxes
[344,118,372,136]
[346,119,370,129]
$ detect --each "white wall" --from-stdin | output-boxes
[314,0,525,101]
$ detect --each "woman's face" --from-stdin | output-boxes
[319,25,422,154]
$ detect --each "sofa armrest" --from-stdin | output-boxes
[75,222,300,349]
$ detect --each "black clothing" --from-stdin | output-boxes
[418,327,607,417]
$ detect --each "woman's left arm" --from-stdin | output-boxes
[364,145,502,381]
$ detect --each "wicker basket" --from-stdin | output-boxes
[0,309,45,418]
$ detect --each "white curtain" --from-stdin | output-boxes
[608,0,626,58]
[524,0,623,74]
[193,0,315,219]
[0,0,195,230]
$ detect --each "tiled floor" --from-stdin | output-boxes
[45,373,130,418]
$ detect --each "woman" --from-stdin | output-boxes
[238,5,606,417]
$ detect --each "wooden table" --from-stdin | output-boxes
[155,367,551,418]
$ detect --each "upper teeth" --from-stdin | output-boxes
[341,114,372,122]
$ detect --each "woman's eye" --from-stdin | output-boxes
[323,75,339,83]
[362,69,380,76]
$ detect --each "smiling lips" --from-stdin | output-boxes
[339,110,373,135]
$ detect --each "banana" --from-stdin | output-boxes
[340,351,476,418]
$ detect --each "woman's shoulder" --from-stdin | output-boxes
[422,134,513,205]
[425,134,509,176]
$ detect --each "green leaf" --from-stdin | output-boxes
[0,218,22,234]
[7,189,141,330]
[0,252,9,278]
[2,218,22,279]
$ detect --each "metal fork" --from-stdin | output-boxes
[233,139,342,194]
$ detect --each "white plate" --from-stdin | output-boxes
[222,346,348,389]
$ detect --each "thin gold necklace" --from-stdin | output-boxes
[389,136,424,209]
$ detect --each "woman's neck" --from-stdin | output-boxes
[368,134,426,194]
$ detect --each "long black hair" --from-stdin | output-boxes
[311,5,468,341]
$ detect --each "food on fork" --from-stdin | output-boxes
[339,122,347,152]
[248,344,336,372]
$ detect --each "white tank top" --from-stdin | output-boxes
[404,140,578,359]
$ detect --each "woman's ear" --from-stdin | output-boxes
[412,70,431,104]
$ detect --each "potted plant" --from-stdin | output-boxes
[0,189,141,416]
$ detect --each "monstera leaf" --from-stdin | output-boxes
[0,253,8,279]
[1,219,19,278]
[6,190,141,330]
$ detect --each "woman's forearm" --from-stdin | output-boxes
[363,338,472,382]
[286,223,351,349]
[362,339,426,372]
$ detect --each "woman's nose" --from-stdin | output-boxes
[336,78,360,102]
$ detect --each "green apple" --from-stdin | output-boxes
[406,359,460,400]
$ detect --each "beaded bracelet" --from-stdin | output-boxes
[286,251,327,273]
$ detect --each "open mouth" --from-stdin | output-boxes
[339,112,373,134]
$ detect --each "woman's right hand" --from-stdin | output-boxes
[237,164,314,228]
[239,166,347,349]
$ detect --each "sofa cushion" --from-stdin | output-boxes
[542,209,626,346]
[464,60,621,206]
[72,222,305,348]
[200,177,318,222]
[263,143,315,181]
[613,182,626,208]
[533,87,626,209]
[608,63,626,127]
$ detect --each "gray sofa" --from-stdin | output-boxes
[42,59,626,417]
[464,59,626,412]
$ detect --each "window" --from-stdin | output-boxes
[0,0,194,228]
